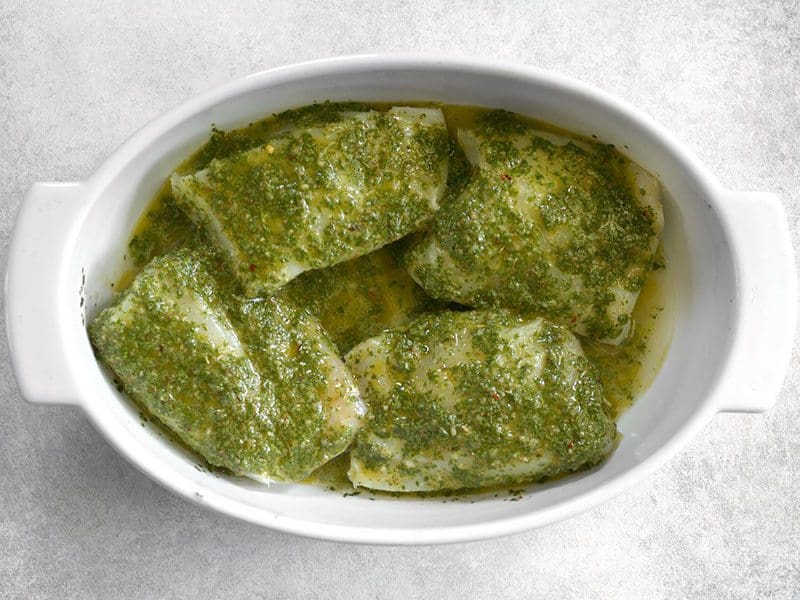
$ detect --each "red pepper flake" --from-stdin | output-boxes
[570,315,578,324]
[248,264,256,272]
[491,391,500,400]
[567,441,574,449]
[500,173,512,182]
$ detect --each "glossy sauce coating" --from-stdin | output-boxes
[112,102,673,496]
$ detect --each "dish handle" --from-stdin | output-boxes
[5,182,88,406]
[714,190,797,413]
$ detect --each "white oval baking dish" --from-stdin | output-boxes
[5,55,797,545]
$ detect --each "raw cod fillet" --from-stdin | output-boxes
[172,107,450,297]
[89,249,364,482]
[404,110,663,344]
[345,309,617,492]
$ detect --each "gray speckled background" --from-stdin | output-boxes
[2,1,799,598]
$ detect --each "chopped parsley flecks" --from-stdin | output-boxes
[345,309,617,492]
[405,110,663,344]
[94,103,668,496]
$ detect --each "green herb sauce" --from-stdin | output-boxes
[404,109,663,343]
[104,102,673,497]
[345,310,616,492]
[171,105,450,296]
[90,249,363,482]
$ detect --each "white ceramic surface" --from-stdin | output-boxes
[5,55,796,545]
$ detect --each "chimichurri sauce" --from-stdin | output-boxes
[113,101,673,499]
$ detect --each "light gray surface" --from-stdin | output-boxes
[1,1,798,598]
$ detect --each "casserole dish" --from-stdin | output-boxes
[5,55,796,545]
